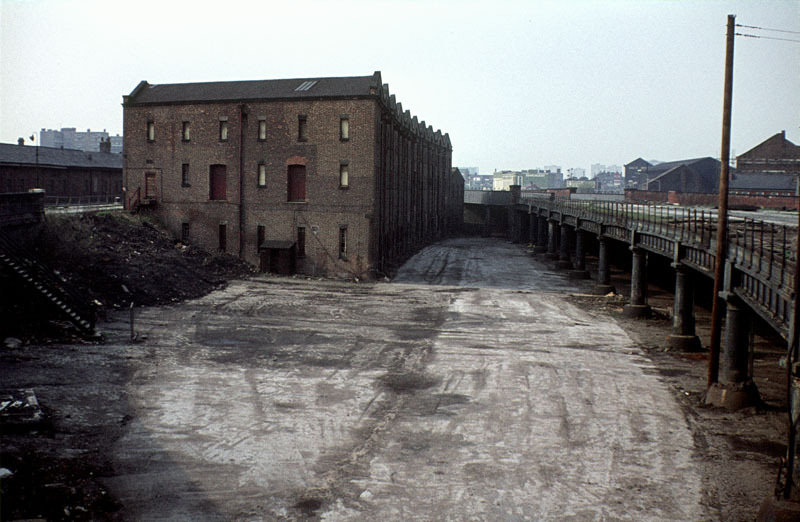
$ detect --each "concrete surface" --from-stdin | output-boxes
[7,237,714,519]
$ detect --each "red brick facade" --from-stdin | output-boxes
[123,72,462,278]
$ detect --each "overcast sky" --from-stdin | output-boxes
[1,0,798,176]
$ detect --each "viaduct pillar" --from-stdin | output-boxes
[546,220,558,260]
[529,214,537,244]
[535,217,548,253]
[706,292,760,409]
[623,246,651,318]
[569,229,590,279]
[593,237,614,294]
[557,224,572,269]
[667,264,702,351]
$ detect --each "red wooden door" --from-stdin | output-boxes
[287,165,306,202]
[209,165,227,200]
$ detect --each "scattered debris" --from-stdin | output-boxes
[3,337,22,349]
[0,389,44,426]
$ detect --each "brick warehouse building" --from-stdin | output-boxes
[0,142,122,200]
[122,71,462,278]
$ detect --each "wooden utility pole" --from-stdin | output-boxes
[708,14,736,387]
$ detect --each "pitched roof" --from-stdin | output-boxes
[0,143,122,169]
[738,131,800,159]
[645,157,717,176]
[730,172,797,191]
[125,72,382,105]
[625,157,651,168]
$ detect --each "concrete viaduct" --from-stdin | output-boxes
[464,187,797,411]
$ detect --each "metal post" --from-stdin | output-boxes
[708,14,736,387]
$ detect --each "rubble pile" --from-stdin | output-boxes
[2,211,255,340]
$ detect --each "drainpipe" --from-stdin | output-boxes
[239,104,247,258]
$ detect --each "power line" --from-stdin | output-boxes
[736,32,800,44]
[736,23,800,35]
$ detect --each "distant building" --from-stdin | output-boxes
[595,171,623,193]
[730,131,800,195]
[624,158,653,189]
[565,177,595,191]
[40,127,123,154]
[644,158,721,193]
[493,170,522,191]
[0,142,122,199]
[566,167,586,179]
[591,163,622,177]
[736,131,800,174]
[458,167,492,190]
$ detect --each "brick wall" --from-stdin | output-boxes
[1,164,121,198]
[624,189,798,210]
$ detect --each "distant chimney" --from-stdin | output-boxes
[99,137,111,153]
[17,137,24,145]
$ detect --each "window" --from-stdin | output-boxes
[181,163,190,187]
[145,172,156,199]
[297,227,306,258]
[209,164,227,200]
[219,223,227,252]
[339,161,349,189]
[257,225,265,253]
[340,117,349,141]
[298,115,307,141]
[146,120,155,142]
[258,119,267,141]
[257,163,266,187]
[181,223,190,242]
[182,121,190,141]
[338,226,347,259]
[219,120,229,141]
[287,164,306,202]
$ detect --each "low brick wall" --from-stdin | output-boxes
[624,189,669,203]
[625,189,798,210]
[546,187,576,199]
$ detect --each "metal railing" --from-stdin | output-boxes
[44,194,121,207]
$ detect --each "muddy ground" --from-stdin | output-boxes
[0,221,793,520]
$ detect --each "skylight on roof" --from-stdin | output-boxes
[295,80,318,92]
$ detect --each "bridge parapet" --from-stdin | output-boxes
[464,190,513,206]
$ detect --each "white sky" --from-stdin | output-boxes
[1,0,798,176]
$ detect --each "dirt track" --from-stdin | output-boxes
[1,236,789,520]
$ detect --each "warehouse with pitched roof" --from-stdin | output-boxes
[122,71,461,278]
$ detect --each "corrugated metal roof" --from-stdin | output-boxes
[0,143,122,169]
